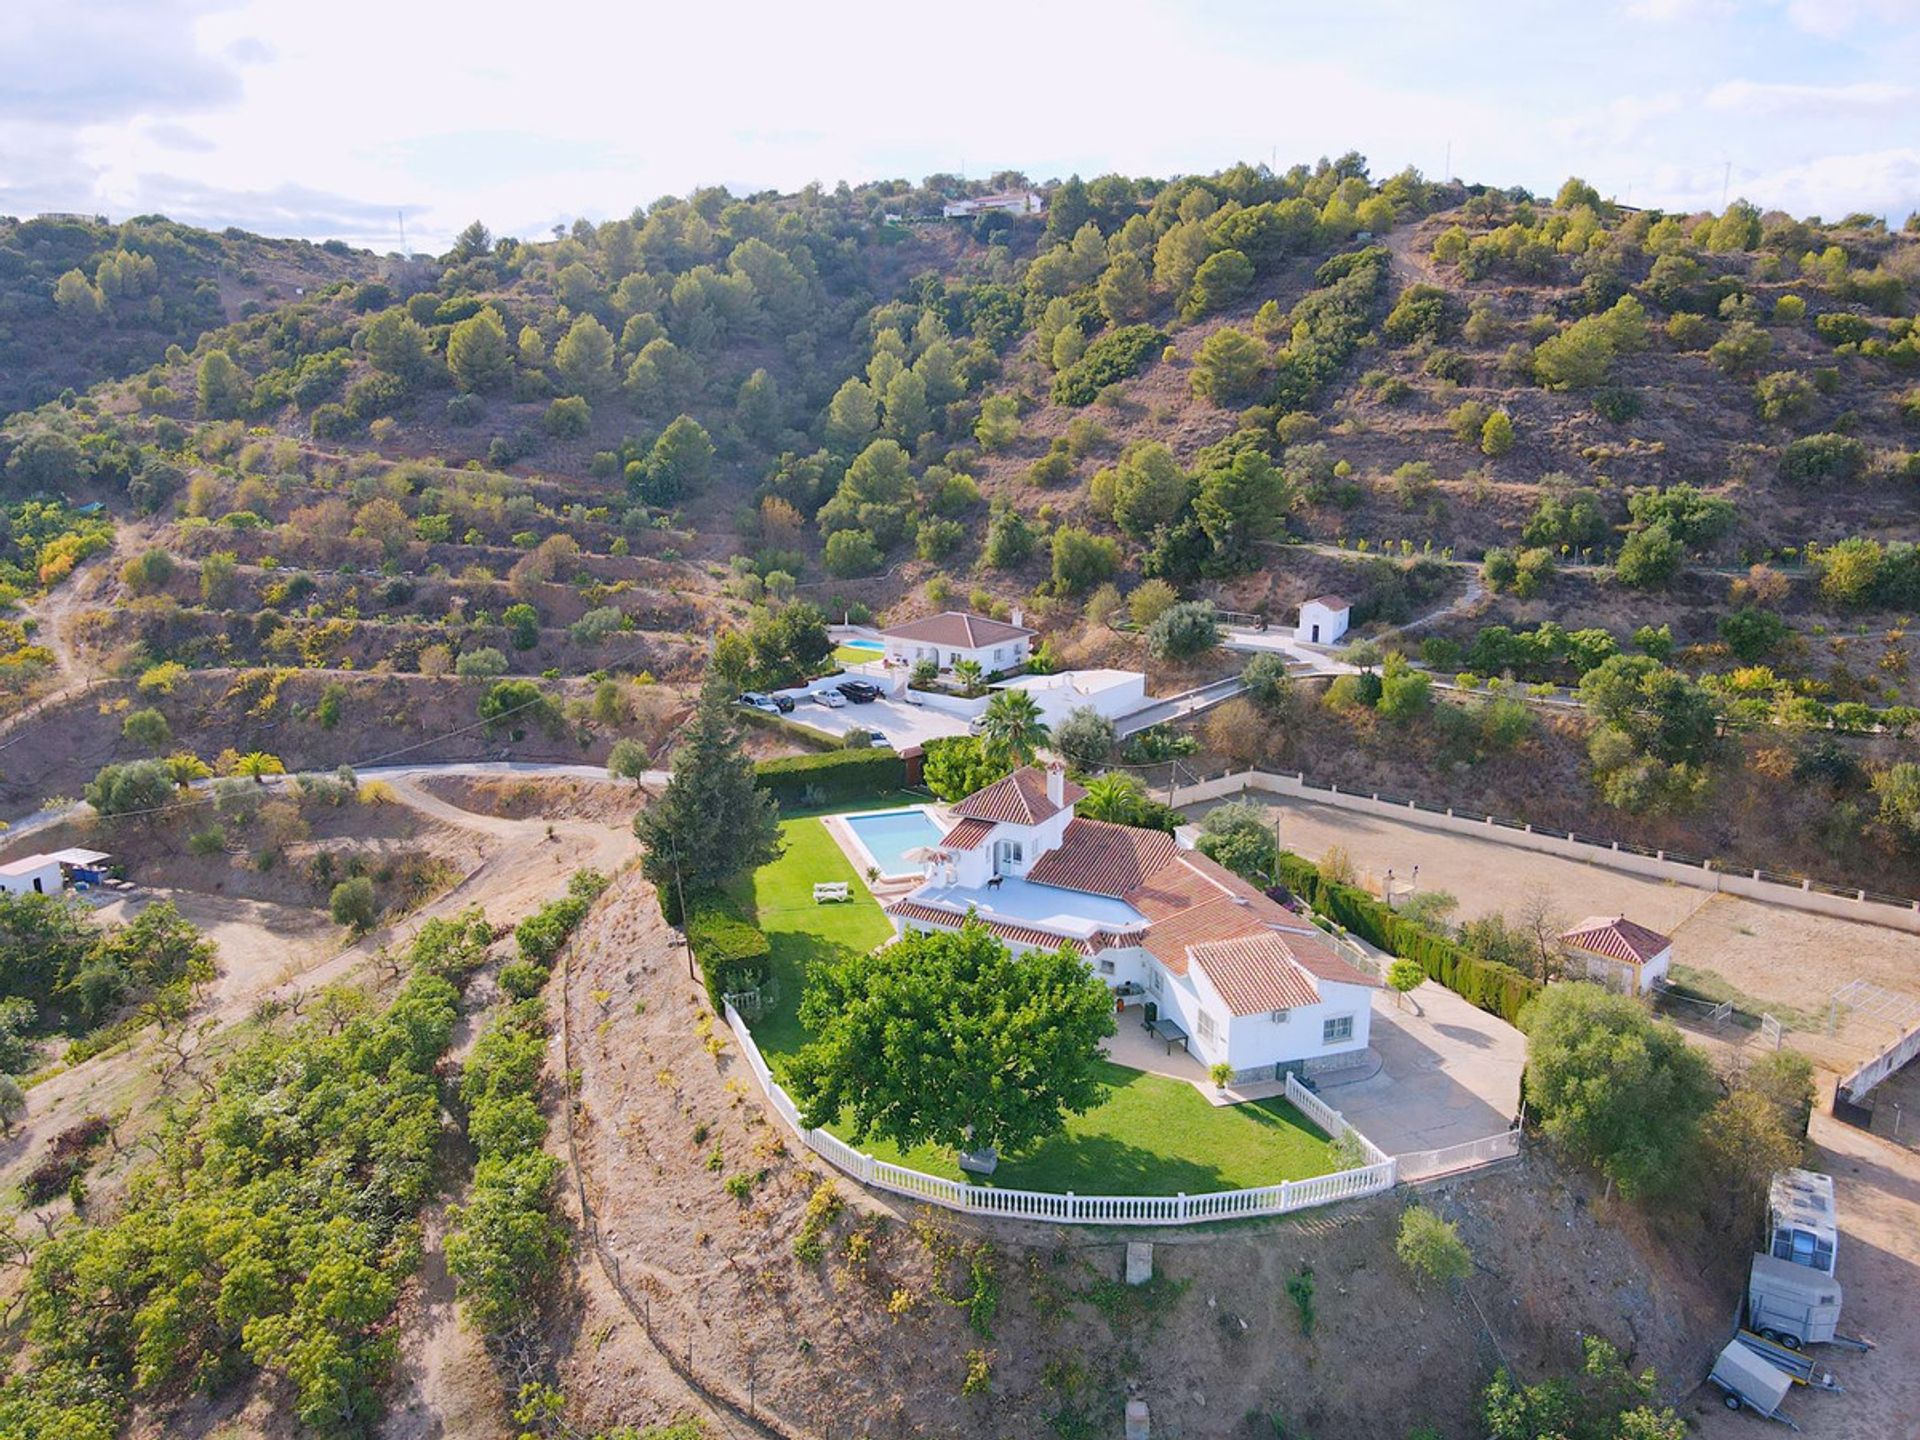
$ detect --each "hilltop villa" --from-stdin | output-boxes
[883,763,1380,1082]
[878,610,1034,675]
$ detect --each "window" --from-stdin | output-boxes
[1147,966,1163,994]
[1097,959,1115,975]
[995,646,1008,664]
[1269,1008,1290,1024]
[1196,1009,1220,1044]
[1322,1015,1354,1045]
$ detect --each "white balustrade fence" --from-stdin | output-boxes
[723,1003,1399,1226]
[1395,1128,1522,1183]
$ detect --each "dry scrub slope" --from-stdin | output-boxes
[560,869,1730,1440]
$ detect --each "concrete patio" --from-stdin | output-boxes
[1315,981,1526,1155]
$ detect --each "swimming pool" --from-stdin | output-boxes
[839,638,883,653]
[839,806,944,878]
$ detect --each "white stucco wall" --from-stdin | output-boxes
[0,859,62,896]
[884,636,1031,674]
[1296,601,1350,646]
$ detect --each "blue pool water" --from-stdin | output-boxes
[841,807,944,876]
[840,638,883,653]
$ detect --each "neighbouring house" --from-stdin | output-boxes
[1558,914,1674,995]
[1296,595,1350,647]
[883,764,1380,1081]
[988,669,1149,730]
[0,854,62,896]
[941,191,1045,219]
[880,610,1035,676]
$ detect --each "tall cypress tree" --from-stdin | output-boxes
[634,674,782,906]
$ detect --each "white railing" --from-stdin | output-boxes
[1396,1128,1522,1183]
[723,1003,1397,1226]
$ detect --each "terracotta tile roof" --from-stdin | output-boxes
[1112,852,1379,989]
[948,766,1085,825]
[1278,927,1381,988]
[1189,934,1321,1015]
[938,817,996,852]
[879,611,1035,648]
[884,900,1111,955]
[1560,915,1672,966]
[1025,819,1180,898]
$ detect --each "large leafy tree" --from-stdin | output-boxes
[1521,983,1717,1200]
[634,674,781,903]
[1576,655,1719,766]
[788,921,1116,1163]
[920,735,1012,802]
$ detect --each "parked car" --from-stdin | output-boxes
[967,713,989,734]
[812,689,846,708]
[835,680,882,704]
[768,693,796,713]
[737,692,779,713]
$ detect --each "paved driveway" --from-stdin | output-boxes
[1317,982,1525,1156]
[777,691,971,750]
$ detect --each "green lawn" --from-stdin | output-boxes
[832,644,879,665]
[742,818,1338,1195]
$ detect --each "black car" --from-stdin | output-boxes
[835,680,882,704]
[770,693,796,713]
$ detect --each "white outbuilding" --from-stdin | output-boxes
[1558,915,1674,995]
[988,669,1148,731]
[1296,595,1350,647]
[0,854,62,897]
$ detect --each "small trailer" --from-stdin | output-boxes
[1709,1340,1799,1428]
[1747,1253,1874,1351]
[1734,1331,1840,1390]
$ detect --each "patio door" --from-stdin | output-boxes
[992,839,1023,876]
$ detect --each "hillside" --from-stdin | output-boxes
[1,162,1918,885]
[0,214,383,418]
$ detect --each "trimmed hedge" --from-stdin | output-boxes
[735,704,842,751]
[1278,852,1538,1025]
[685,892,772,1006]
[756,747,905,807]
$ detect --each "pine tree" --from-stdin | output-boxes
[634,674,782,905]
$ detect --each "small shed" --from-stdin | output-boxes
[1558,914,1673,994]
[0,854,62,897]
[1296,595,1350,646]
[47,847,112,887]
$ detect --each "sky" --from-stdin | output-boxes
[3,0,1917,255]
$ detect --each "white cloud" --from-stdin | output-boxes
[1705,79,1916,115]
[1623,0,1734,21]
[5,0,1917,246]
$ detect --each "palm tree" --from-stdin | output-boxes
[1076,774,1149,826]
[951,658,985,697]
[979,690,1050,766]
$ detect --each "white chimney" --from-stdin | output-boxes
[1046,760,1065,806]
[1010,606,1024,629]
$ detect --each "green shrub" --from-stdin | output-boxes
[685,894,773,1006]
[1780,432,1867,485]
[754,748,905,807]
[1051,325,1167,407]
